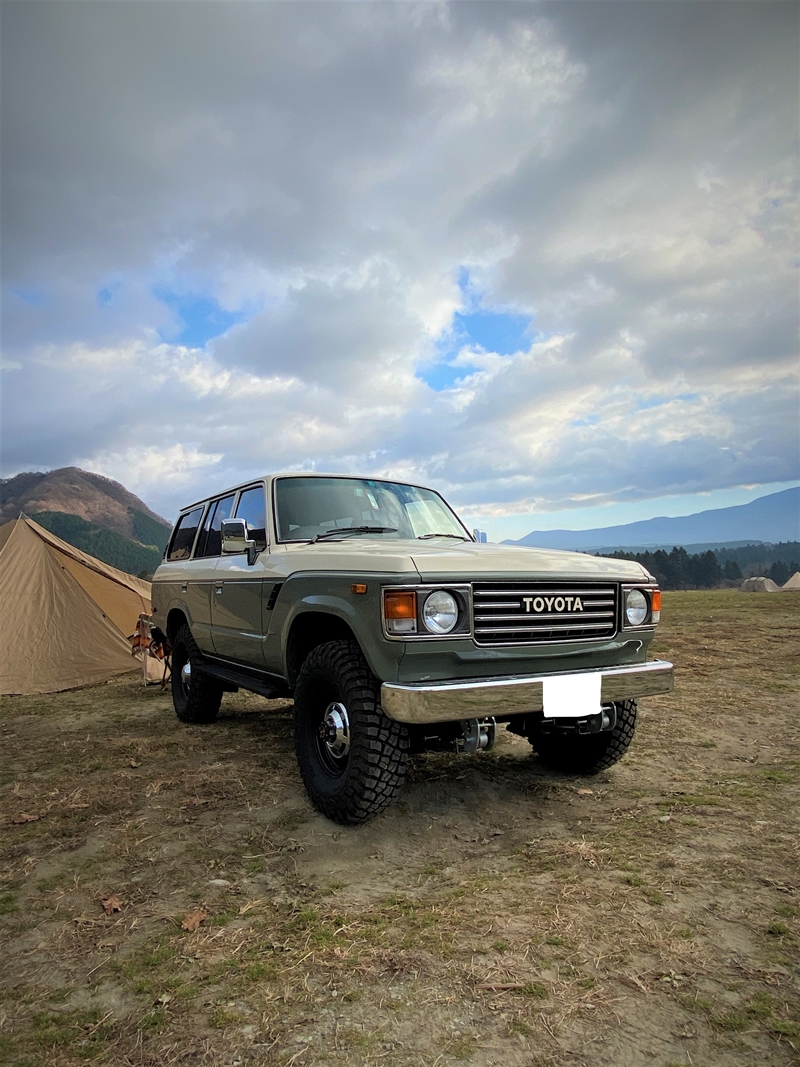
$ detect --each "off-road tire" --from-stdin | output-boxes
[170,624,223,724]
[531,700,637,775]
[293,640,409,825]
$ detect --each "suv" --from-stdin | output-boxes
[152,474,672,824]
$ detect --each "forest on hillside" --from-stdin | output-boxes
[31,512,164,578]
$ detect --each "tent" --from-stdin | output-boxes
[782,571,800,591]
[0,515,159,695]
[739,576,779,593]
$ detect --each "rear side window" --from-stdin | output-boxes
[167,506,204,561]
[195,494,236,558]
[235,485,267,544]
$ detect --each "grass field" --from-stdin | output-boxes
[1,590,798,1067]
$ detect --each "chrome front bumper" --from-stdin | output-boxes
[381,659,674,724]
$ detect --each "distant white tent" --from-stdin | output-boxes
[739,576,779,593]
[781,571,800,591]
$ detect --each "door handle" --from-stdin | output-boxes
[215,585,223,596]
[180,584,187,593]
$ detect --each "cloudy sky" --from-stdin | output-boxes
[2,1,797,537]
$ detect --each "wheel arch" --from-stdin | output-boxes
[285,610,360,688]
[166,607,189,643]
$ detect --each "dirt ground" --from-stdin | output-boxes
[1,590,798,1067]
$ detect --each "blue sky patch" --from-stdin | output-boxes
[420,362,475,391]
[451,306,531,357]
[419,269,533,391]
[154,286,248,348]
[8,285,48,306]
[97,281,121,307]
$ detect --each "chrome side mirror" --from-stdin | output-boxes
[221,518,258,565]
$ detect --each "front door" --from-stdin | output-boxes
[210,484,278,666]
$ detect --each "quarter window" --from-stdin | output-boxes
[166,506,204,562]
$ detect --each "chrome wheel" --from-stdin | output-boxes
[317,701,351,775]
[180,660,192,696]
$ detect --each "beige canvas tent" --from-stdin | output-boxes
[739,576,779,593]
[0,515,158,695]
[781,571,800,591]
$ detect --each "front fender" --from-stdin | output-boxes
[276,574,410,684]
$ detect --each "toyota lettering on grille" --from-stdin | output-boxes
[523,595,583,613]
[471,582,618,645]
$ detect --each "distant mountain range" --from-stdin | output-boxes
[504,487,800,551]
[0,467,171,576]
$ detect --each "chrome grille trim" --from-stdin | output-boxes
[472,581,619,645]
[474,611,614,622]
[474,587,616,596]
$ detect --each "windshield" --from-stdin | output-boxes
[274,477,470,542]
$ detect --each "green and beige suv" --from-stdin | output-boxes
[152,474,673,824]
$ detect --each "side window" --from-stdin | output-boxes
[235,485,267,545]
[195,494,236,558]
[166,506,204,562]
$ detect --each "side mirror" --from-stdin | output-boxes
[221,518,258,565]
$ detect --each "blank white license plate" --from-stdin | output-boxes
[542,672,602,718]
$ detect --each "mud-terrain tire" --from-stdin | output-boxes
[170,624,223,724]
[531,700,637,775]
[293,640,409,825]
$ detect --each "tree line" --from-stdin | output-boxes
[600,542,800,590]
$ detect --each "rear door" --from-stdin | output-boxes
[160,504,216,653]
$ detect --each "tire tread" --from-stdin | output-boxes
[171,624,223,724]
[294,640,408,824]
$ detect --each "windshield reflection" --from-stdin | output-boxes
[275,477,470,543]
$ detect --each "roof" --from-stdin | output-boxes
[179,472,439,513]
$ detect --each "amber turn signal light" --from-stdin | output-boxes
[651,590,662,612]
[384,591,417,619]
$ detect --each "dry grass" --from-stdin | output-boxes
[1,590,798,1066]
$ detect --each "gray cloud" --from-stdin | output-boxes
[1,1,796,525]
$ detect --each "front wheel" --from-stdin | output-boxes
[170,624,223,724]
[531,700,637,775]
[293,640,409,824]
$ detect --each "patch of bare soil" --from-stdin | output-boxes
[1,590,798,1067]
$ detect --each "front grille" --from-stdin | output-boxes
[472,582,618,645]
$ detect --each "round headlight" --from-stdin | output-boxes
[625,589,649,626]
[422,590,459,635]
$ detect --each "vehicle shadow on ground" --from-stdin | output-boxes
[214,696,573,829]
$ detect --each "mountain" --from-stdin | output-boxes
[0,467,170,542]
[0,467,172,575]
[505,487,800,551]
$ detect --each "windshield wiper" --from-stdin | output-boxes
[311,526,397,543]
[416,533,470,540]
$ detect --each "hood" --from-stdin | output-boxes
[283,538,650,582]
[409,540,650,581]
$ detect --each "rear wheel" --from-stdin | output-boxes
[293,640,409,824]
[170,624,223,724]
[531,700,637,774]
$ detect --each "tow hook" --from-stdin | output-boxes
[415,717,497,754]
[540,704,617,736]
[457,718,496,754]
